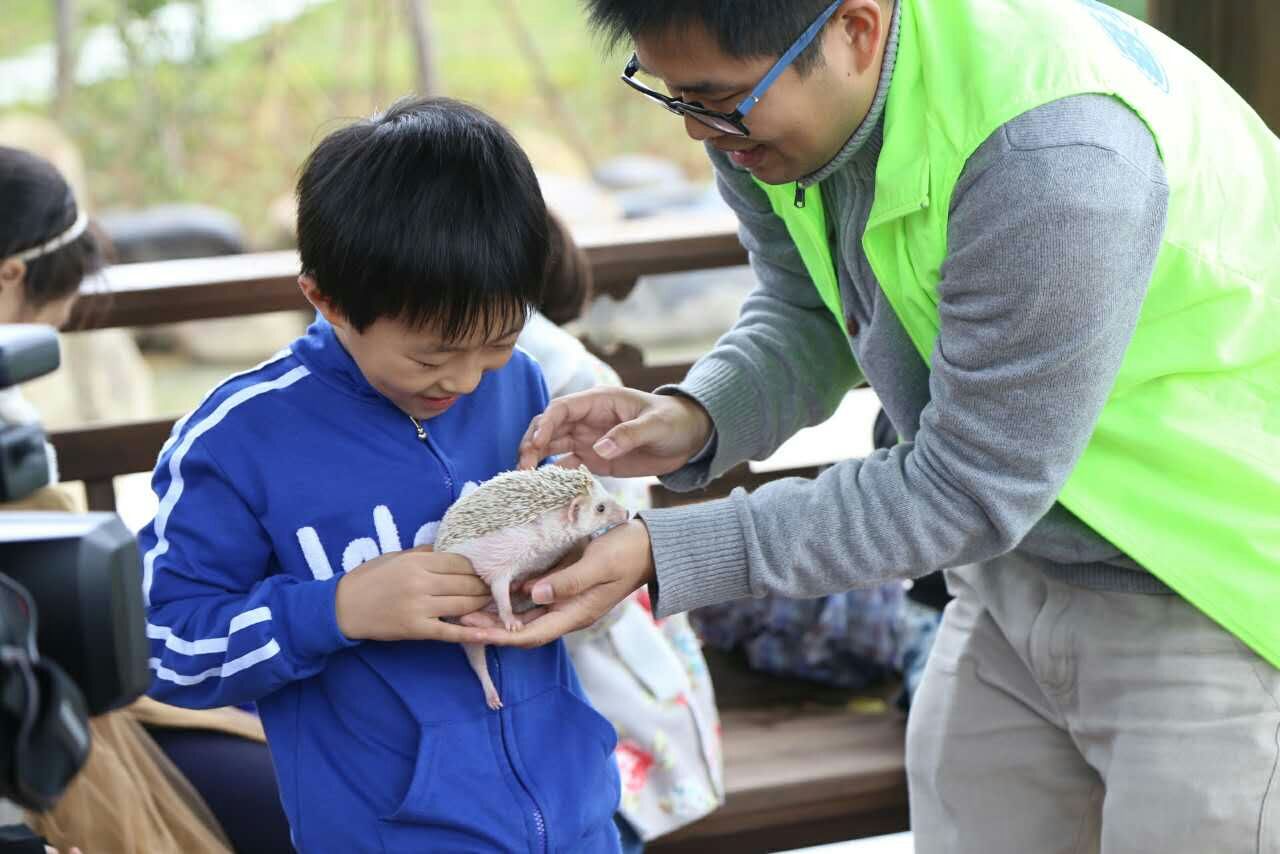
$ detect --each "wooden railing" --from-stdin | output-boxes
[51,213,751,510]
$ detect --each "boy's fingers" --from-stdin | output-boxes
[420,619,488,645]
[422,552,476,574]
[458,611,504,629]
[433,595,496,617]
[477,606,587,648]
[431,574,491,597]
[460,606,549,629]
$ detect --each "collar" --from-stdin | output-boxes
[797,0,901,189]
[290,314,386,404]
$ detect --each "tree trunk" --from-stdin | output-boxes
[54,0,77,119]
[1147,0,1280,133]
[403,0,440,97]
[493,0,596,173]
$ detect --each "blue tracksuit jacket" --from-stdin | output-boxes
[140,318,622,853]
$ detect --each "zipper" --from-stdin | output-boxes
[408,414,453,495]
[794,182,807,208]
[409,414,546,849]
[492,650,549,853]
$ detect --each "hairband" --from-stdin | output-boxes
[7,209,89,263]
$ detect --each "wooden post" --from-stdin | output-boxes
[54,0,77,120]
[1147,0,1280,132]
[403,0,441,97]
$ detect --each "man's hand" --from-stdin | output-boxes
[517,387,713,476]
[335,545,492,643]
[476,520,656,648]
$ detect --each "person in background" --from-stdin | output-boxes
[0,144,233,854]
[516,216,724,852]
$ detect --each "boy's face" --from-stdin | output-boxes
[631,0,889,184]
[300,276,524,422]
[341,315,525,422]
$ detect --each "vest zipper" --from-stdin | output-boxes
[794,183,807,208]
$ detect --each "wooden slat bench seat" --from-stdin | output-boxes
[650,705,908,854]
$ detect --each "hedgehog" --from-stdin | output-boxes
[436,464,629,709]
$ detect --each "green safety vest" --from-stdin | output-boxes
[755,0,1280,666]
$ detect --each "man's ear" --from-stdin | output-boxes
[298,274,348,329]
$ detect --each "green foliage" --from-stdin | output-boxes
[3,0,1149,244]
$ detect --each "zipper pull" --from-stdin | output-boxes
[408,415,427,441]
[794,183,807,209]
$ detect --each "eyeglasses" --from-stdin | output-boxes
[620,0,844,137]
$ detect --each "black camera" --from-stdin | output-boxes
[0,325,150,812]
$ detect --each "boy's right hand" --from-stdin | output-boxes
[335,546,492,642]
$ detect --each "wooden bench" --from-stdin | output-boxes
[50,216,909,850]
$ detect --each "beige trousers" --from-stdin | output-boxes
[906,554,1280,854]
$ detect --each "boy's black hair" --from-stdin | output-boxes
[583,0,840,74]
[0,146,107,312]
[296,96,548,339]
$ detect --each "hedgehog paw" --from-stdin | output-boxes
[504,617,524,632]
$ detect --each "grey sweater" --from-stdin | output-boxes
[639,5,1173,618]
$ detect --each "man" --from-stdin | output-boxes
[481,2,1280,850]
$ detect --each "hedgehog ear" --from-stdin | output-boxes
[565,494,588,526]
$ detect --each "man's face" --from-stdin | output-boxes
[336,313,524,422]
[631,3,887,184]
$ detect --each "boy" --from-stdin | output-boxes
[141,97,622,853]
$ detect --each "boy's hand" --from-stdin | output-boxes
[517,387,713,476]
[335,545,492,643]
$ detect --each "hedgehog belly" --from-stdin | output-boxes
[444,526,573,588]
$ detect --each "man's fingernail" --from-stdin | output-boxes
[532,427,541,442]
[531,583,553,604]
[594,438,619,459]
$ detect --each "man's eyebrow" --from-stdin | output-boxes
[634,58,745,96]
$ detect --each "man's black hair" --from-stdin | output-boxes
[583,0,838,74]
[296,96,548,339]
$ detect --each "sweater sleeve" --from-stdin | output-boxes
[656,147,866,494]
[141,437,357,709]
[643,97,1169,617]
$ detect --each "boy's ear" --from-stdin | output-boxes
[298,274,348,329]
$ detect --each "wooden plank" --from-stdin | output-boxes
[651,706,909,853]
[49,418,176,484]
[68,217,746,331]
[82,479,118,513]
